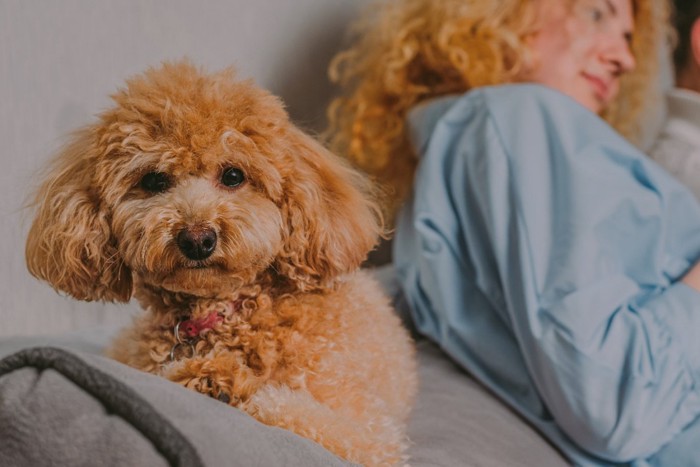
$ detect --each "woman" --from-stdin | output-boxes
[331,1,700,465]
[329,0,666,215]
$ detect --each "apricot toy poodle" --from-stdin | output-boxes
[26,61,417,466]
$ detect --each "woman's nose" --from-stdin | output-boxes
[603,36,636,75]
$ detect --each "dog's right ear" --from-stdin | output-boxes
[26,127,132,302]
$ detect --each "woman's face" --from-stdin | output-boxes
[524,0,636,113]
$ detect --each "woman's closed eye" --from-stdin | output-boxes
[588,6,605,22]
[578,0,611,26]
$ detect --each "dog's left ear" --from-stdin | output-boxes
[275,128,383,291]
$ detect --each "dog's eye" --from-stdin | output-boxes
[139,172,170,193]
[221,167,245,188]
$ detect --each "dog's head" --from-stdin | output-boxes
[26,61,382,302]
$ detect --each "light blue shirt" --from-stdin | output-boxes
[394,84,700,466]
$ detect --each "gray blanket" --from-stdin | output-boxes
[0,345,348,467]
[0,327,567,467]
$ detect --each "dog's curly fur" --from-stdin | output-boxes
[26,61,417,466]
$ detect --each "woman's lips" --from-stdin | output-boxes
[582,73,612,102]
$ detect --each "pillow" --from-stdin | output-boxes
[0,344,349,467]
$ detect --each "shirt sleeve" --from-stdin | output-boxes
[395,84,700,462]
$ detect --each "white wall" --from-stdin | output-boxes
[0,0,369,337]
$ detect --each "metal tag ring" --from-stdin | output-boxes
[169,342,196,362]
[174,321,188,344]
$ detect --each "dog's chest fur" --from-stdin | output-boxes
[112,282,366,388]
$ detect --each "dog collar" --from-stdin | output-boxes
[169,300,241,362]
[178,311,224,339]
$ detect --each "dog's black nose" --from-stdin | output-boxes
[177,227,217,260]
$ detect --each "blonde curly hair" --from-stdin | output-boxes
[328,0,671,216]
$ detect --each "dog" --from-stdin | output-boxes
[25,61,417,466]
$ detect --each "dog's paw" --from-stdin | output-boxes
[162,355,251,406]
[203,377,239,405]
